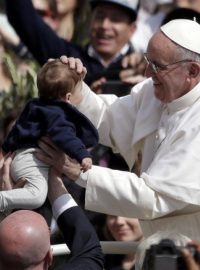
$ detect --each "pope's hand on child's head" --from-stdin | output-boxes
[47,56,87,79]
[59,55,87,79]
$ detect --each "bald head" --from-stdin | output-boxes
[0,210,52,270]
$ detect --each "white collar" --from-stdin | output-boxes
[88,43,130,67]
[165,81,200,113]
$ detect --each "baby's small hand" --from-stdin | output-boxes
[81,157,92,172]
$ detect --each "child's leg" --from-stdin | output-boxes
[0,148,49,211]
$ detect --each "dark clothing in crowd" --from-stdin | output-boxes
[104,255,135,270]
[55,206,104,270]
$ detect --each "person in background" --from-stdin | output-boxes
[0,0,55,60]
[48,0,90,45]
[0,59,98,212]
[0,154,104,270]
[0,17,38,147]
[131,0,175,53]
[161,7,200,25]
[32,0,57,30]
[135,231,191,270]
[174,0,200,12]
[5,0,146,90]
[103,215,143,270]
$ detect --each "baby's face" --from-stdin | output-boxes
[68,81,83,106]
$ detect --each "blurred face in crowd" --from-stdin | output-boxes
[145,31,196,103]
[33,0,57,30]
[106,215,143,242]
[140,0,158,14]
[90,3,136,64]
[32,0,49,10]
[55,0,77,15]
[175,0,200,12]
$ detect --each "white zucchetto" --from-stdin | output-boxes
[160,19,200,54]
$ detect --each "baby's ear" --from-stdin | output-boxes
[61,93,71,103]
[66,93,72,102]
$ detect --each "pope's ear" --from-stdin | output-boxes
[189,62,200,78]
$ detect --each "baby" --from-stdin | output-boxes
[1,59,98,211]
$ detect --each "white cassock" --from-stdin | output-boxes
[76,78,200,240]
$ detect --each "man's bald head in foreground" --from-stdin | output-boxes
[0,210,53,270]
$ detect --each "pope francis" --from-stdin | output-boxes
[37,19,200,241]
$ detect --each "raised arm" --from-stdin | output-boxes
[48,168,104,270]
[5,0,82,65]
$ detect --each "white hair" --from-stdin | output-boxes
[176,45,200,62]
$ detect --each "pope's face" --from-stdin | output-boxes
[89,3,136,64]
[106,215,143,242]
[145,32,192,103]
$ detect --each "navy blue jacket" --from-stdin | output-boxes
[5,0,135,85]
[56,206,104,270]
[2,99,99,162]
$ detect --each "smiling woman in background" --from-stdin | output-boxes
[48,0,90,44]
[103,215,143,270]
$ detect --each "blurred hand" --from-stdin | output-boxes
[48,167,67,204]
[121,74,147,85]
[0,152,13,190]
[0,26,20,47]
[90,77,107,94]
[121,52,145,70]
[35,137,81,181]
[182,241,200,270]
[120,52,147,84]
[0,152,26,191]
